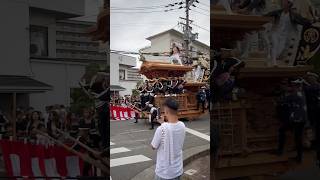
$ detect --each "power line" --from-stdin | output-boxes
[111,8,182,14]
[111,6,166,10]
[110,49,209,56]
[110,4,172,9]
[190,9,210,16]
[110,5,166,9]
[110,1,185,10]
[191,23,210,32]
[111,21,176,25]
[194,5,210,12]
[198,1,210,7]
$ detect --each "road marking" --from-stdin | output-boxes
[116,129,151,135]
[110,142,115,146]
[114,139,151,145]
[110,155,152,167]
[185,127,210,141]
[110,147,131,155]
[185,169,198,175]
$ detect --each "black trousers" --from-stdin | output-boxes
[134,112,139,122]
[278,122,305,160]
[197,101,205,112]
[150,111,157,129]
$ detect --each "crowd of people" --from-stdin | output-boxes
[0,105,101,148]
[110,79,210,131]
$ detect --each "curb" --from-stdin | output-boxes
[131,144,210,180]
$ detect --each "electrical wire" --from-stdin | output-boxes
[111,8,181,14]
[110,49,209,56]
[111,21,176,25]
[111,7,166,10]
[195,5,210,12]
[190,9,210,16]
[198,1,210,7]
[110,1,185,10]
[191,24,210,32]
[111,4,170,9]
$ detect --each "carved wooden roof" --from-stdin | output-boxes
[139,61,193,79]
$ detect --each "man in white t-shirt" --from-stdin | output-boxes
[151,98,186,180]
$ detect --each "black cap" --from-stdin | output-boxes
[163,97,179,111]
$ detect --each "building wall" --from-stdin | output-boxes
[144,33,172,53]
[55,20,107,64]
[29,60,85,112]
[110,53,120,86]
[110,53,137,85]
[142,31,210,61]
[29,0,85,17]
[30,11,57,58]
[0,0,31,76]
[110,53,141,96]
[169,33,210,56]
[1,93,30,120]
[119,81,138,96]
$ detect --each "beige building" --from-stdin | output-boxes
[110,52,142,97]
[140,29,209,61]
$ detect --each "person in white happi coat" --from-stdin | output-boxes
[265,0,312,66]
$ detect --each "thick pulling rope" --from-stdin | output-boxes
[33,129,109,174]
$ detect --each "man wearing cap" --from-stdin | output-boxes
[277,78,307,163]
[304,72,320,166]
[151,98,185,180]
[142,102,160,130]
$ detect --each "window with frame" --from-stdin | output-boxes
[30,25,48,57]
[119,69,126,80]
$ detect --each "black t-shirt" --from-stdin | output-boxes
[16,119,28,131]
[0,115,6,124]
[79,118,95,129]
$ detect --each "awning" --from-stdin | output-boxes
[110,85,126,91]
[0,76,53,93]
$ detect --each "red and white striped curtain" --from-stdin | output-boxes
[110,105,136,121]
[0,140,87,179]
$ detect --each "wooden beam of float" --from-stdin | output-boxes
[211,8,272,48]
[139,61,193,79]
[238,66,314,79]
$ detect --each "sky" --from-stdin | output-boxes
[72,0,104,22]
[110,0,210,55]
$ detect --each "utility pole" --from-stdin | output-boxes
[185,0,190,64]
[181,0,198,64]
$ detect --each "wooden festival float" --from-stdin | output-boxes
[212,4,313,180]
[139,60,207,120]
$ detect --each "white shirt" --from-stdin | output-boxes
[277,12,291,35]
[151,121,186,179]
[169,53,182,65]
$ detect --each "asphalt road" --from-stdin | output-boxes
[110,113,210,180]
